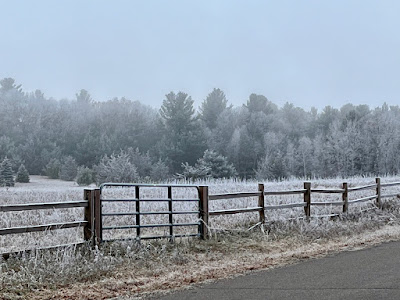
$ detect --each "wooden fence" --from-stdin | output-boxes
[1,178,400,258]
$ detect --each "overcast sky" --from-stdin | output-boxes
[1,0,399,110]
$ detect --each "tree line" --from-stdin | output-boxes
[1,77,400,184]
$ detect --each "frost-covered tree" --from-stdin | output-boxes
[76,166,95,186]
[158,91,206,173]
[16,164,30,183]
[181,150,237,179]
[180,162,211,180]
[43,158,61,179]
[200,88,229,129]
[1,158,14,187]
[297,137,313,178]
[0,77,22,93]
[95,152,138,184]
[150,160,170,182]
[255,150,286,180]
[245,93,277,115]
[126,147,153,178]
[76,89,93,104]
[59,156,78,181]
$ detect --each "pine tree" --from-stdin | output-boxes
[200,88,228,129]
[44,158,61,179]
[16,164,30,183]
[181,150,237,179]
[1,158,15,187]
[76,166,94,186]
[59,156,78,181]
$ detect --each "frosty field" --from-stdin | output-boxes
[1,175,399,254]
[2,175,400,299]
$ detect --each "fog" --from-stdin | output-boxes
[1,1,399,110]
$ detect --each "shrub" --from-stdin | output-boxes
[181,150,237,179]
[16,164,30,183]
[60,156,78,181]
[150,160,170,182]
[76,166,95,186]
[43,158,61,179]
[95,152,138,184]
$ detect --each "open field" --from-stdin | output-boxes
[2,175,400,299]
[1,175,399,253]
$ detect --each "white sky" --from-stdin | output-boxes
[1,0,399,110]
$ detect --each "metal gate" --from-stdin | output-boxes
[99,183,203,241]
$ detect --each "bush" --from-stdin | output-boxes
[95,152,138,184]
[150,160,170,182]
[59,156,78,181]
[43,158,61,179]
[16,164,30,183]
[181,150,237,179]
[76,166,95,186]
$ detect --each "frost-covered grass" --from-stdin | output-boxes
[1,175,400,253]
[2,175,400,299]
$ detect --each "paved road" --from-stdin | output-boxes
[156,241,400,300]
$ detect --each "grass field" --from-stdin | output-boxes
[1,175,400,299]
[1,175,399,253]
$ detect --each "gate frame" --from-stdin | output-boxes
[91,183,207,245]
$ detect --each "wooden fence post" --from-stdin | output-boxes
[376,177,381,209]
[199,186,209,239]
[342,182,348,213]
[135,186,140,239]
[258,183,265,223]
[93,188,102,246]
[83,189,95,244]
[304,182,311,218]
[168,186,174,241]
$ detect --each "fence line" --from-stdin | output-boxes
[2,177,400,259]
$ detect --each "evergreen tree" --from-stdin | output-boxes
[16,164,30,183]
[44,158,61,179]
[59,156,78,181]
[200,88,229,129]
[95,152,138,184]
[158,91,206,173]
[76,166,95,186]
[1,158,15,187]
[245,94,277,115]
[181,150,237,179]
[150,160,170,182]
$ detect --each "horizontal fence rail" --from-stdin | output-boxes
[264,189,306,195]
[0,201,88,212]
[209,192,261,200]
[3,178,400,258]
[348,184,377,192]
[348,195,378,204]
[209,207,262,216]
[101,198,199,202]
[310,201,344,206]
[264,202,307,210]
[311,189,345,194]
[381,182,400,187]
[0,221,87,235]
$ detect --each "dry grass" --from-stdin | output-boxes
[2,176,400,299]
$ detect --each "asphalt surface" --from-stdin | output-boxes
[155,241,400,300]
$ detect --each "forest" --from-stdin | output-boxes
[1,77,400,184]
